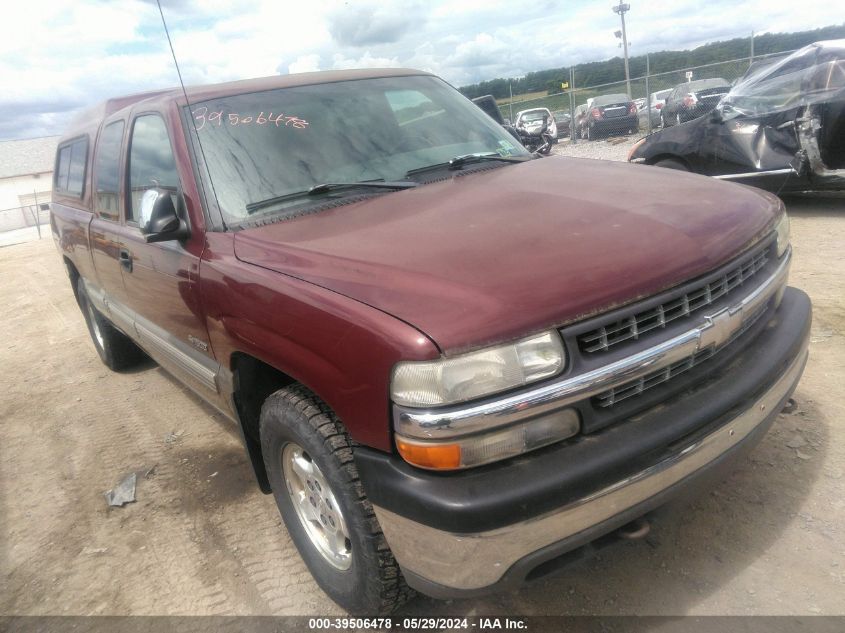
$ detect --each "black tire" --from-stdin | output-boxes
[653,158,690,171]
[77,278,146,371]
[260,385,414,614]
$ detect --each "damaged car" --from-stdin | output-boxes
[629,40,845,194]
[514,107,558,141]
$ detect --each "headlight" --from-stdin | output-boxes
[391,331,565,408]
[775,212,790,258]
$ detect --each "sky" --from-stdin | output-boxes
[0,0,839,140]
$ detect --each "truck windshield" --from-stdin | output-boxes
[187,75,529,224]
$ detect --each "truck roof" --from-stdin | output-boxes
[60,68,432,143]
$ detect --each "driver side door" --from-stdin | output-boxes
[118,112,222,402]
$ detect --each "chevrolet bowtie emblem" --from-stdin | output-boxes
[698,306,744,351]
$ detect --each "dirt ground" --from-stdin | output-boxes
[1,194,843,616]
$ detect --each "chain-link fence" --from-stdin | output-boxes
[500,50,794,140]
[0,202,51,246]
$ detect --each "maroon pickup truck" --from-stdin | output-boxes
[51,69,811,613]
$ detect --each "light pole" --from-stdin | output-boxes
[613,2,631,98]
[509,80,514,123]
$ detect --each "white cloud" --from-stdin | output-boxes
[0,0,838,139]
[331,51,402,70]
[327,1,426,46]
[288,54,323,74]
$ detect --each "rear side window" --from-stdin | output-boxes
[127,115,179,223]
[93,121,125,221]
[55,138,88,197]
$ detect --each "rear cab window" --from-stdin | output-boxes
[54,137,88,198]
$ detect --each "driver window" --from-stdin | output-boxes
[127,114,179,223]
[93,121,124,221]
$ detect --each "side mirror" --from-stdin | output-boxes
[139,188,189,243]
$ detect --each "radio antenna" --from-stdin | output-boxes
[156,0,225,229]
[156,0,190,107]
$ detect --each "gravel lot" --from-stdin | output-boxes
[1,193,843,616]
[551,135,640,162]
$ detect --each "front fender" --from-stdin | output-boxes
[630,117,709,164]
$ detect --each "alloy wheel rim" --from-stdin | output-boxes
[281,442,352,570]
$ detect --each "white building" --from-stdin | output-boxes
[0,136,60,232]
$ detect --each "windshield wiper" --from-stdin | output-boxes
[405,153,533,178]
[245,180,418,213]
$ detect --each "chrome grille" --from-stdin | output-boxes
[578,248,769,354]
[594,301,769,408]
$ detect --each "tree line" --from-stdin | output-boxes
[458,24,845,100]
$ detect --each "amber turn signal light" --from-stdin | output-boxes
[395,409,581,470]
[395,438,461,470]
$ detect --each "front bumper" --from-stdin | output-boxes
[356,287,811,597]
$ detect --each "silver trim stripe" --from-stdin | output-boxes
[135,320,219,392]
[714,168,795,180]
[395,248,791,441]
[376,344,808,590]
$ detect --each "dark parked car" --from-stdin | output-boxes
[629,40,845,194]
[51,67,810,614]
[471,94,506,125]
[661,78,731,127]
[553,110,571,137]
[471,94,521,142]
[579,93,638,139]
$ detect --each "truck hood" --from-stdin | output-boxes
[234,157,779,353]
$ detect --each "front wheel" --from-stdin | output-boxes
[260,385,414,614]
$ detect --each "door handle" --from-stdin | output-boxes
[119,248,133,273]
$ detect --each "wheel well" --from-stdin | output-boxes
[646,154,692,170]
[231,352,297,493]
[63,257,81,304]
